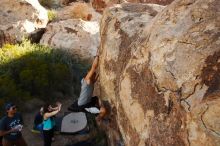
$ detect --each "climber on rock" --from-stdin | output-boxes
[68,56,106,119]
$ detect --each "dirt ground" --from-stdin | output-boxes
[21,97,105,146]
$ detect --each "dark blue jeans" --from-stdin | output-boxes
[43,128,54,146]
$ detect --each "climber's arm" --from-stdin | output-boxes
[85,56,99,83]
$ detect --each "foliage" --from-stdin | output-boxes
[0,40,88,115]
[48,10,57,21]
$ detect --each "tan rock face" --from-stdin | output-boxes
[57,2,102,21]
[0,0,48,47]
[99,0,220,146]
[127,0,173,5]
[40,19,100,62]
[91,0,173,13]
[39,0,88,8]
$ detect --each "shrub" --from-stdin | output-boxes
[0,40,88,115]
[48,10,57,21]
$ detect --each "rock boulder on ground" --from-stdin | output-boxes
[98,3,165,146]
[91,0,173,12]
[0,0,48,47]
[57,2,102,21]
[98,0,220,145]
[40,19,100,62]
[128,0,173,5]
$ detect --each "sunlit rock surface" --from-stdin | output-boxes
[39,0,80,8]
[91,0,173,12]
[98,0,220,145]
[40,19,100,62]
[99,3,165,146]
[57,2,102,21]
[0,0,48,47]
[128,0,173,4]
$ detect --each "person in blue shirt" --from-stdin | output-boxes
[42,102,61,146]
[33,107,43,132]
[0,103,27,146]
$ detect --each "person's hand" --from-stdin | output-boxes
[10,128,19,133]
[48,105,53,110]
[55,102,62,111]
[56,101,61,106]
[13,124,23,132]
[58,104,62,111]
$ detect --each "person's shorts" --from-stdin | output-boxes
[68,96,99,112]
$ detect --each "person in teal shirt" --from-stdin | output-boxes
[42,102,61,146]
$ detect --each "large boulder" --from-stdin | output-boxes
[0,0,48,47]
[99,0,220,146]
[98,3,165,146]
[91,0,173,12]
[57,2,102,21]
[38,0,90,8]
[128,0,173,4]
[40,19,100,62]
